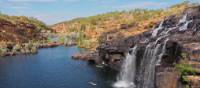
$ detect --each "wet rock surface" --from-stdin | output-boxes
[72,51,102,64]
[96,6,200,88]
[155,67,180,88]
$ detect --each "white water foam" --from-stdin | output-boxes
[179,14,187,24]
[178,14,193,31]
[152,21,164,37]
[165,27,177,34]
[113,46,137,88]
[179,20,193,31]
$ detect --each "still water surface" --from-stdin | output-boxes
[0,46,116,88]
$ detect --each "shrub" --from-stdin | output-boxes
[176,63,197,76]
[76,31,87,45]
[31,46,37,53]
[0,48,8,55]
[12,44,22,52]
[59,37,65,43]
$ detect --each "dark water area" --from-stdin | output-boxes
[0,46,117,88]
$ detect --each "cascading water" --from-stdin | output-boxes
[179,14,187,24]
[154,34,168,45]
[137,39,168,88]
[137,43,161,88]
[113,38,168,88]
[133,14,189,88]
[178,14,193,31]
[179,20,193,31]
[113,46,137,88]
[152,20,164,37]
[165,27,177,34]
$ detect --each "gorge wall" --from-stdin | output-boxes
[0,15,51,43]
[94,5,200,88]
[0,14,56,56]
[52,2,189,50]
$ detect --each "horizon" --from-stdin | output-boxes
[1,0,200,25]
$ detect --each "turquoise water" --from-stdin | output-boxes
[0,46,117,88]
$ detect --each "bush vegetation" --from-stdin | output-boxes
[0,12,52,56]
[176,63,197,76]
[176,52,198,86]
[0,13,50,32]
[53,1,195,50]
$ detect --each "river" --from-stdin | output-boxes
[0,46,116,88]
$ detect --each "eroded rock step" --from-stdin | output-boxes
[186,76,200,88]
[189,61,200,74]
[156,67,180,88]
[187,60,200,87]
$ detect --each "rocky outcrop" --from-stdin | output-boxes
[0,14,56,56]
[38,42,62,48]
[72,51,102,64]
[156,67,180,88]
[0,42,62,57]
[186,76,200,88]
[0,18,50,43]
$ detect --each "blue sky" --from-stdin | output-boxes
[0,0,200,25]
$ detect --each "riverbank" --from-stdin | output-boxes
[0,12,56,57]
[0,41,62,57]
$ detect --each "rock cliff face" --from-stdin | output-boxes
[0,18,48,43]
[0,14,54,56]
[95,6,200,88]
[0,13,55,43]
[52,3,189,50]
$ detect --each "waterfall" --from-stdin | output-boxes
[179,20,193,31]
[111,12,192,88]
[112,13,187,88]
[178,14,193,31]
[113,46,137,88]
[154,34,168,45]
[165,27,177,34]
[179,14,187,24]
[113,38,169,88]
[136,38,168,88]
[152,21,164,37]
[137,43,161,88]
[157,39,169,65]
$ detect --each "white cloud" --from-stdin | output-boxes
[7,0,114,3]
[33,13,74,25]
[9,6,28,9]
[62,0,80,2]
[0,1,30,10]
[117,2,168,9]
[7,0,57,2]
[7,0,81,2]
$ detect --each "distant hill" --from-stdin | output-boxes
[52,2,194,50]
[0,13,52,43]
